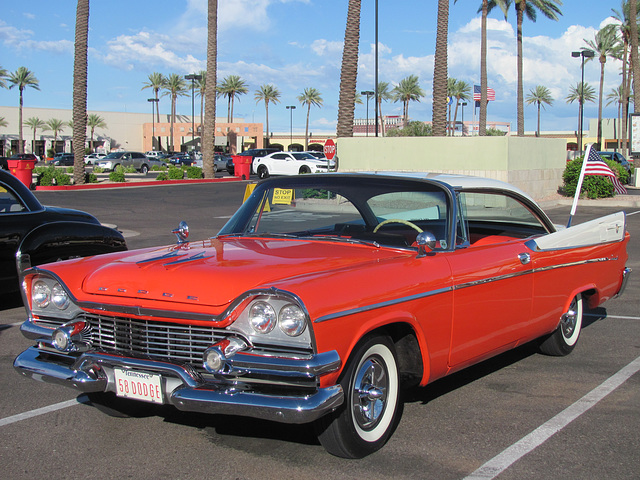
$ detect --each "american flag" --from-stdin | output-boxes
[473,85,495,101]
[584,148,627,195]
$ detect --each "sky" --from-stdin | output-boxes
[0,0,629,136]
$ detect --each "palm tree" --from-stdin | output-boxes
[24,117,46,152]
[481,1,509,135]
[631,0,639,110]
[202,0,218,179]
[298,88,323,150]
[45,118,66,155]
[86,114,106,151]
[432,0,449,136]
[566,82,596,149]
[217,75,248,123]
[162,73,188,152]
[7,67,40,154]
[610,2,640,156]
[583,24,620,148]
[525,85,553,136]
[72,0,89,184]
[0,117,8,129]
[195,70,206,136]
[376,81,393,136]
[142,72,166,150]
[493,0,562,136]
[606,85,633,151]
[449,79,472,135]
[336,0,361,138]
[0,66,8,88]
[255,84,281,147]
[393,75,425,129]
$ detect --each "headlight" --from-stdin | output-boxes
[249,301,277,333]
[279,304,306,336]
[51,283,70,310]
[32,281,51,308]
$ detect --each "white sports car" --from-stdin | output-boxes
[253,151,333,178]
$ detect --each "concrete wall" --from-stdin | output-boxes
[335,136,567,200]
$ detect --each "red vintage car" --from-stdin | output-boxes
[14,173,631,458]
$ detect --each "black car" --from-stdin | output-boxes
[0,169,127,295]
[53,153,74,166]
[0,157,7,170]
[167,153,194,166]
[597,151,632,180]
[228,148,279,175]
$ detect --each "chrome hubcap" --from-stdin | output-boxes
[561,298,578,338]
[352,358,387,430]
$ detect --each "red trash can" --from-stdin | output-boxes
[232,155,252,180]
[8,158,37,188]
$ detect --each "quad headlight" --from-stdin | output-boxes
[278,304,306,337]
[27,275,81,321]
[248,301,306,337]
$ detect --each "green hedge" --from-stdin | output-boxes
[108,165,126,183]
[36,166,71,186]
[562,155,627,199]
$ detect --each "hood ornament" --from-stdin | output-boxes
[172,221,190,244]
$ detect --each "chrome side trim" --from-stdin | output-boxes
[314,287,452,323]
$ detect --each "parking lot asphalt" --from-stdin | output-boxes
[0,182,638,479]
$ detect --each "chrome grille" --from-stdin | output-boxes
[83,313,226,365]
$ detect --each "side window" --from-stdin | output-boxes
[273,154,287,160]
[0,186,26,213]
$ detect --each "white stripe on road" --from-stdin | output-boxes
[0,396,87,428]
[585,313,640,321]
[464,355,640,479]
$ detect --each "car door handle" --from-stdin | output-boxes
[518,253,531,265]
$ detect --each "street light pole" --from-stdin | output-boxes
[374,0,379,137]
[147,98,159,150]
[572,50,594,153]
[184,74,203,152]
[286,105,296,151]
[361,91,375,136]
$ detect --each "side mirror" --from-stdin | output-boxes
[172,221,189,244]
[416,231,437,258]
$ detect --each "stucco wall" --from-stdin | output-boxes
[335,136,567,200]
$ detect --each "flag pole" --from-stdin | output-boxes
[567,143,592,228]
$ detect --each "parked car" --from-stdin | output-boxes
[96,151,152,173]
[145,151,163,159]
[13,172,630,458]
[0,169,127,295]
[167,153,193,166]
[253,151,333,178]
[84,153,106,165]
[10,153,40,163]
[597,151,632,180]
[235,148,279,162]
[0,157,7,170]
[53,153,74,166]
[193,154,231,173]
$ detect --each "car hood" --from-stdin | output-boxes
[72,237,409,308]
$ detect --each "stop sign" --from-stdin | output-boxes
[323,139,336,160]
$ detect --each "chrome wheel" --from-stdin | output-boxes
[352,356,388,434]
[538,293,583,356]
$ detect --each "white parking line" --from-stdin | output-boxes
[464,355,640,479]
[585,313,640,321]
[0,395,87,428]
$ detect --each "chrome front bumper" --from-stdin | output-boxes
[14,346,344,424]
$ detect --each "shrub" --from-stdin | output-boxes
[150,164,166,171]
[109,165,126,183]
[93,166,104,173]
[37,166,71,186]
[186,166,203,179]
[168,166,184,180]
[156,172,168,181]
[85,172,98,184]
[562,155,626,199]
[66,167,73,173]
[124,166,137,174]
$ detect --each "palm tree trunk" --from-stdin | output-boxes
[622,40,629,157]
[378,97,385,136]
[336,0,361,138]
[170,95,175,151]
[479,0,488,136]
[516,0,524,136]
[631,0,640,111]
[202,0,218,178]
[432,0,449,136]
[305,104,311,150]
[18,89,24,153]
[597,60,605,148]
[72,0,89,184]
[537,102,541,137]
[265,101,270,147]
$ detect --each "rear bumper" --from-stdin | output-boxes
[14,346,344,424]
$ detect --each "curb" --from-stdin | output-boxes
[35,176,244,191]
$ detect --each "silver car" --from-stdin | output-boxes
[96,151,151,173]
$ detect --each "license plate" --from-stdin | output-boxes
[114,368,163,404]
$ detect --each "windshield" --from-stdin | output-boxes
[219,176,451,250]
[104,152,124,159]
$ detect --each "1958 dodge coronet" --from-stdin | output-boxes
[14,172,631,458]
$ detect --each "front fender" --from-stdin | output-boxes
[17,221,127,273]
